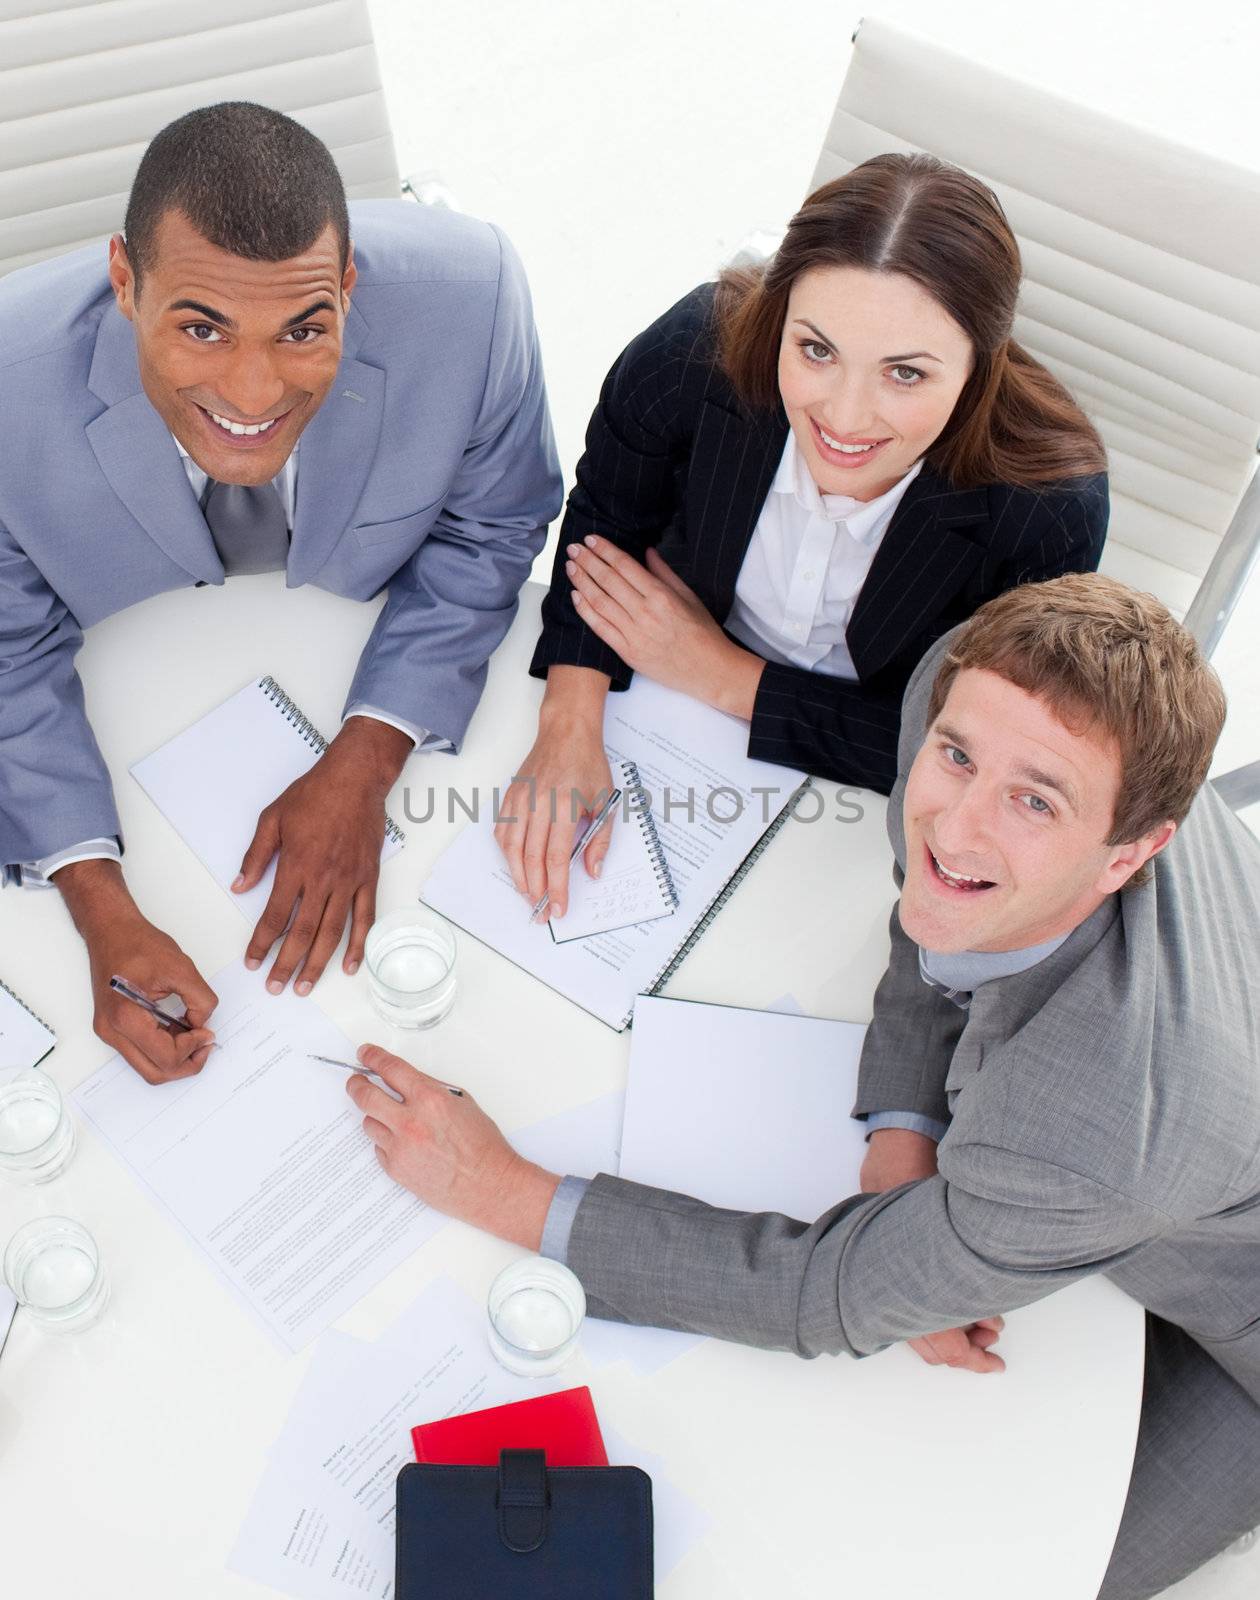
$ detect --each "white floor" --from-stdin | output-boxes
[363,7,1260,1592]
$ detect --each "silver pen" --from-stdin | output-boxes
[110,974,194,1033]
[528,787,622,923]
[308,1054,465,1097]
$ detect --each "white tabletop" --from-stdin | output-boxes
[0,577,1144,1598]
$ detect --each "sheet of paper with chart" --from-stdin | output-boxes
[73,962,447,1351]
[422,675,806,1028]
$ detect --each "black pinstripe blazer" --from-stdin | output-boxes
[530,284,1108,793]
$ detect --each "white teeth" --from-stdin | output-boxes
[209,410,277,436]
[819,427,874,454]
[933,855,988,885]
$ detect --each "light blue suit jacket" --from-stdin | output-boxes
[0,200,562,880]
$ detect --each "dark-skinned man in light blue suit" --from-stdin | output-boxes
[0,102,561,1082]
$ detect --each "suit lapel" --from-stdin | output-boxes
[86,304,224,584]
[686,400,787,614]
[847,467,991,679]
[286,300,385,588]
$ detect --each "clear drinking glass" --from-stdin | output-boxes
[4,1216,109,1332]
[364,907,458,1028]
[0,1065,76,1184]
[487,1257,586,1377]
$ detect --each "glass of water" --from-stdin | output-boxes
[4,1216,109,1333]
[0,1066,76,1184]
[364,907,458,1029]
[487,1256,586,1377]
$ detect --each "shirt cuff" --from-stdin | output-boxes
[539,1175,591,1264]
[18,837,122,889]
[863,1110,950,1144]
[343,704,452,754]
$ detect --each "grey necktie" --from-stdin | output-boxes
[201,478,290,576]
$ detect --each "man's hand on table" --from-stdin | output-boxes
[346,1044,561,1247]
[57,859,218,1083]
[236,716,412,995]
[861,1127,1006,1376]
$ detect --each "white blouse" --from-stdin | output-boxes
[724,431,922,681]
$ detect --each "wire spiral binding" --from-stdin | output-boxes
[622,760,679,912]
[258,676,407,846]
[619,776,814,1029]
[0,976,56,1047]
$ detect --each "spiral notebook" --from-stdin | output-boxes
[421,675,808,1030]
[130,676,405,925]
[0,978,56,1070]
[549,760,678,944]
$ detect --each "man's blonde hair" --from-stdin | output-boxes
[927,574,1226,851]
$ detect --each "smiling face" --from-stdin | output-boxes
[108,208,356,486]
[898,668,1175,954]
[776,264,974,501]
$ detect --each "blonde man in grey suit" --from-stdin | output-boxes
[345,573,1260,1600]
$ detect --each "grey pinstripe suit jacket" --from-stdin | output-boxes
[566,633,1260,1405]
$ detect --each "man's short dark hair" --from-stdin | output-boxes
[123,102,350,292]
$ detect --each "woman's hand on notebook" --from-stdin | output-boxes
[495,679,615,921]
[565,539,765,718]
[57,860,219,1083]
[346,1044,561,1247]
[237,718,412,994]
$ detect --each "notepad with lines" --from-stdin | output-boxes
[130,677,405,925]
[548,759,678,944]
[0,978,56,1070]
[421,675,808,1030]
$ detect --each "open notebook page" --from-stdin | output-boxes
[130,678,403,925]
[0,983,55,1070]
[549,758,677,943]
[421,675,805,1029]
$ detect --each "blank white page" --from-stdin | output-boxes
[620,994,869,1218]
[130,679,402,924]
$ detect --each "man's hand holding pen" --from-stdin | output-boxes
[56,859,218,1083]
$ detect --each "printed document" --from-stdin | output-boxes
[74,962,446,1351]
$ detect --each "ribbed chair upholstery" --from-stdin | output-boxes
[0,0,401,280]
[810,17,1260,651]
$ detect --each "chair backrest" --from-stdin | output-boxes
[810,17,1260,618]
[0,0,400,280]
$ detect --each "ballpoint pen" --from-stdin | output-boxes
[109,974,194,1033]
[528,787,622,923]
[308,1054,465,1096]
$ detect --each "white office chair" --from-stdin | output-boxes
[809,16,1260,664]
[0,0,429,280]
[806,17,1260,813]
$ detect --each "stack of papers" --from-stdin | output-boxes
[228,1277,710,1598]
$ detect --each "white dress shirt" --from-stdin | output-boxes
[724,431,922,680]
[22,436,440,887]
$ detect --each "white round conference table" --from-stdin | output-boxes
[0,576,1144,1599]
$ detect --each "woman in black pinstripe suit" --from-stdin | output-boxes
[497,153,1108,918]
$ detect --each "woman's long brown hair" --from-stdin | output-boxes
[716,153,1106,488]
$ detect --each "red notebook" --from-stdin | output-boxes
[411,1385,608,1467]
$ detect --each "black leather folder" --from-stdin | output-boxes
[396,1448,654,1597]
